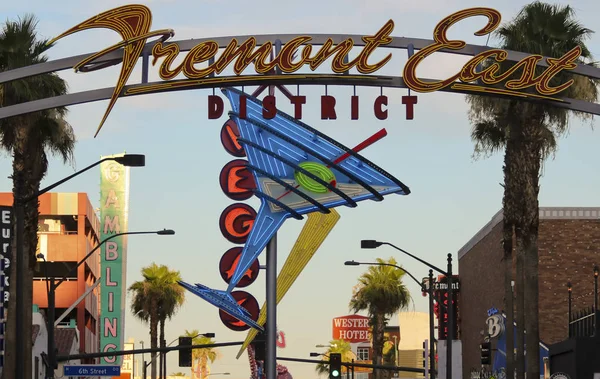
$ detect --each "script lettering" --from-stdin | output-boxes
[405,7,581,96]
[404,7,502,92]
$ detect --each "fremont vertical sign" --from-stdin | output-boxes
[99,154,131,364]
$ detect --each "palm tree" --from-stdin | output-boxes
[349,257,411,379]
[129,263,185,379]
[314,339,355,377]
[467,3,598,379]
[0,14,75,378]
[183,329,219,379]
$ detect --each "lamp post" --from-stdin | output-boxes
[392,335,398,367]
[567,282,572,338]
[359,240,453,379]
[38,228,174,378]
[14,154,145,379]
[594,266,598,311]
[344,261,442,379]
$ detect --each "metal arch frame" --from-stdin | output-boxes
[1,33,600,118]
[2,74,600,119]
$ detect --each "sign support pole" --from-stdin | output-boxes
[266,234,277,379]
[446,254,453,379]
[428,269,436,379]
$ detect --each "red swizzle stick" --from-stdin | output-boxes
[276,128,388,201]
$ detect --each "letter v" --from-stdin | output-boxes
[47,4,173,137]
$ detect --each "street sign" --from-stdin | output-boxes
[64,365,121,376]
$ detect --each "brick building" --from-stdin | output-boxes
[0,192,101,360]
[457,207,600,377]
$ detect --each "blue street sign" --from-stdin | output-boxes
[64,365,121,376]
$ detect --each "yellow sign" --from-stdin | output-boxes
[236,209,340,359]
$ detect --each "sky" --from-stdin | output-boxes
[2,0,600,377]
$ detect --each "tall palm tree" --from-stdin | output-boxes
[314,339,355,377]
[467,3,598,379]
[129,263,185,379]
[156,266,185,375]
[183,330,219,379]
[349,257,411,379]
[0,14,75,378]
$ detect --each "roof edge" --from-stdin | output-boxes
[457,207,600,260]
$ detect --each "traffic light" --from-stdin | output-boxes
[329,352,342,379]
[480,341,491,365]
[422,340,429,379]
[178,336,192,367]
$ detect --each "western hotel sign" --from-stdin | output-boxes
[48,5,584,137]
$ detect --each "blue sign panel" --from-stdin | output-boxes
[64,365,121,376]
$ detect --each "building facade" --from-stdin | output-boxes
[333,312,429,379]
[0,192,101,360]
[457,207,600,378]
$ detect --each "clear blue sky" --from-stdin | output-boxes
[1,0,599,377]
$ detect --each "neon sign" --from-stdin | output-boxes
[48,5,583,136]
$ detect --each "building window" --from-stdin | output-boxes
[356,347,369,361]
[356,373,369,379]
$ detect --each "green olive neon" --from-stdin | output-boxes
[294,162,336,193]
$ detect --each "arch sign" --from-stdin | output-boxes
[2,2,600,365]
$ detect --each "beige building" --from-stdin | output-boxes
[397,312,430,379]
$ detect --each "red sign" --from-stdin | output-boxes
[332,315,371,343]
[434,275,460,340]
[219,291,260,332]
[219,246,259,288]
[218,203,256,244]
[219,159,256,201]
[220,119,246,157]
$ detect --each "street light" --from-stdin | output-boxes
[39,228,173,378]
[316,344,337,348]
[310,352,325,357]
[344,261,441,379]
[13,154,145,379]
[360,240,453,379]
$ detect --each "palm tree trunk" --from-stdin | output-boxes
[371,314,385,379]
[502,132,518,379]
[522,121,542,379]
[2,130,45,379]
[150,309,159,379]
[515,242,525,379]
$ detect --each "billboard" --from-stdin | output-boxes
[0,206,12,369]
[99,154,131,364]
[332,315,371,343]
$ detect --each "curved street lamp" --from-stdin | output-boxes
[357,240,455,379]
[38,227,173,378]
[14,154,146,379]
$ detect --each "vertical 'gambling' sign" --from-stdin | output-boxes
[99,154,131,364]
[0,206,12,369]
